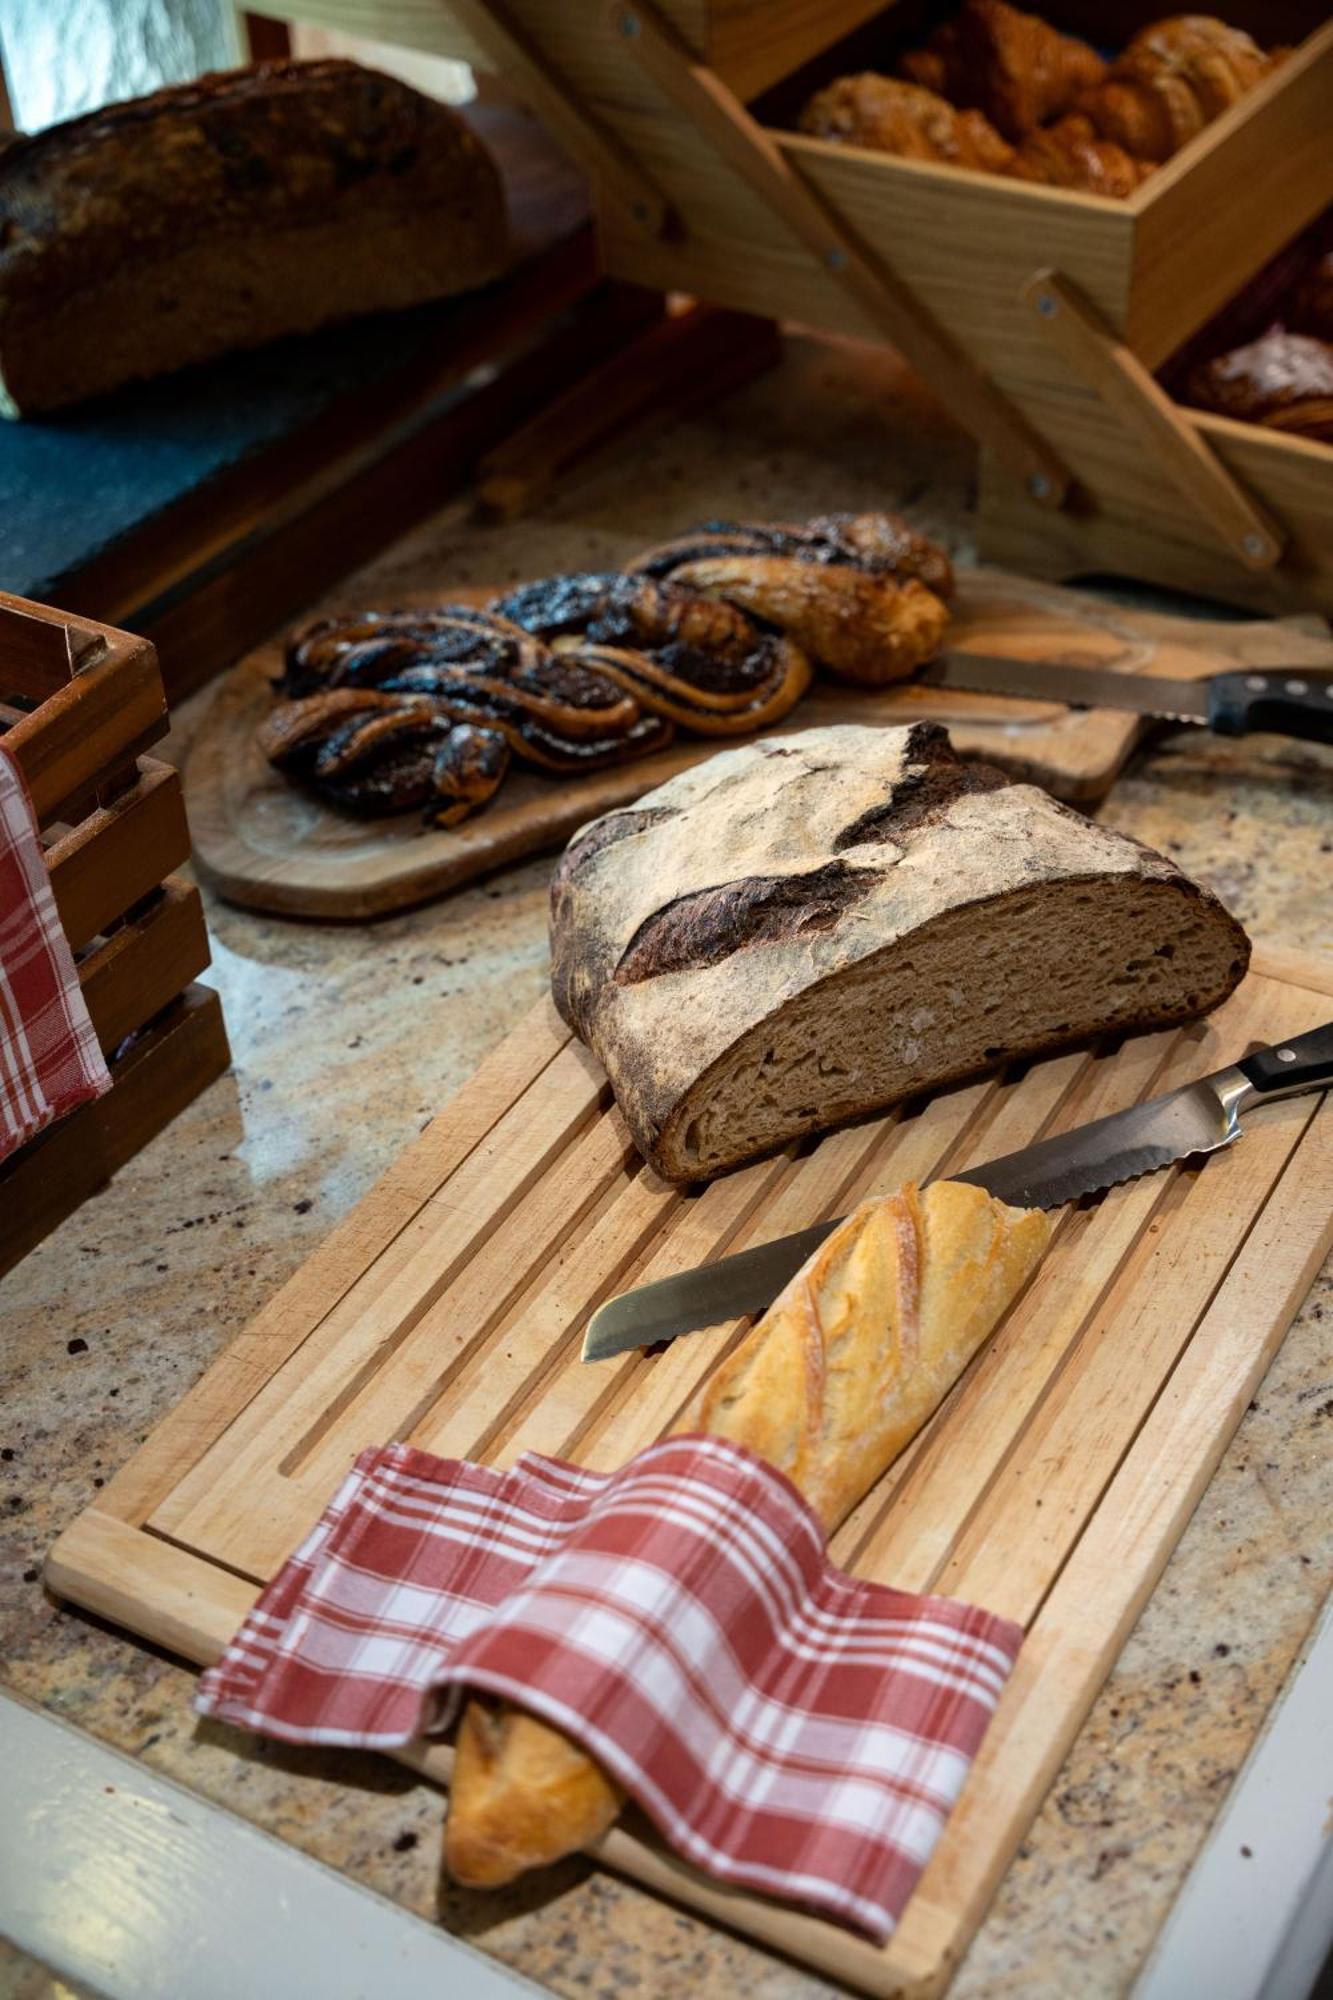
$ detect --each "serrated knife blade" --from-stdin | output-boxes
[917,650,1212,722]
[581,1061,1260,1362]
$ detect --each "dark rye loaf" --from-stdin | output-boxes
[550,722,1250,1183]
[0,59,508,416]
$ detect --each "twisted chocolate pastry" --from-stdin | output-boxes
[492,573,812,730]
[262,592,808,823]
[626,511,953,686]
[259,512,951,823]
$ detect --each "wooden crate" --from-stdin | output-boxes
[246,0,1333,613]
[0,593,230,1277]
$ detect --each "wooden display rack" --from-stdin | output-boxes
[0,594,230,1277]
[245,0,1333,614]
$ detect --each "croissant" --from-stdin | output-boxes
[901,0,1106,141]
[1078,16,1273,161]
[799,74,1014,175]
[1007,113,1154,198]
[1183,328,1333,443]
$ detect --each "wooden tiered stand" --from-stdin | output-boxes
[0,594,229,1277]
[245,0,1333,613]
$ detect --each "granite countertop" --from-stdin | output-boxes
[3,335,1332,2000]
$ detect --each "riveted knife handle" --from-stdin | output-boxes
[1238,1023,1333,1099]
[1207,670,1333,744]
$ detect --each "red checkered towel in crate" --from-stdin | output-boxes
[0,744,110,1163]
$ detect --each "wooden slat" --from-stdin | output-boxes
[0,598,104,700]
[153,1036,611,1565]
[4,637,166,825]
[444,0,671,237]
[46,761,191,952]
[0,988,229,1281]
[78,880,211,1056]
[611,0,1070,505]
[1023,270,1283,571]
[1126,19,1333,368]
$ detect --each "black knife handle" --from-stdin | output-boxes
[1238,1022,1333,1097]
[1207,670,1333,744]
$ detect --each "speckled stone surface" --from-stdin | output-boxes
[2,334,1331,2000]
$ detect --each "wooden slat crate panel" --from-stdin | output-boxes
[0,589,229,1277]
[47,950,1333,1996]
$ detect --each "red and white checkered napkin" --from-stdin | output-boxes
[0,743,110,1164]
[196,1434,1022,1940]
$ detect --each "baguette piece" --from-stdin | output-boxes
[550,722,1250,1184]
[0,59,508,416]
[444,1180,1052,1886]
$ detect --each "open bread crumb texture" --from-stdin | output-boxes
[667,875,1246,1179]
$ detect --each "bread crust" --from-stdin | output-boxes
[0,59,508,412]
[549,722,1250,1182]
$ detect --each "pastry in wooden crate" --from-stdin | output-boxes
[1183,328,1333,443]
[1076,16,1275,161]
[1008,113,1152,198]
[898,0,1105,141]
[799,73,1014,173]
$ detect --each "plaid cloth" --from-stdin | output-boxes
[197,1435,1021,1939]
[0,743,110,1163]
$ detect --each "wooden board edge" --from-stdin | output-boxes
[41,1508,939,2000]
[1248,945,1333,999]
[881,1094,1333,1985]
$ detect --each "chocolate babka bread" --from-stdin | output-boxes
[259,594,809,825]
[258,510,953,826]
[624,512,953,685]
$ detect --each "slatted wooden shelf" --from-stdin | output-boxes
[0,592,229,1278]
[47,945,1333,1994]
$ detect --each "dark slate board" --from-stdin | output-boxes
[0,298,497,605]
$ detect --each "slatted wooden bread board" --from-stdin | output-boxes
[185,569,1333,918]
[47,945,1333,1997]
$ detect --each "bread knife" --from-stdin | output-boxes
[916,653,1333,743]
[581,1024,1333,1361]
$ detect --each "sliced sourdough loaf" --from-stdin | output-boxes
[549,722,1250,1183]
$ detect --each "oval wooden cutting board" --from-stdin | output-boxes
[185,568,1332,918]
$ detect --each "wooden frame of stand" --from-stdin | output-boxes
[243,0,1333,612]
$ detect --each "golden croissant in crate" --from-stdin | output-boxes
[799,74,1015,174]
[1076,15,1275,161]
[444,1180,1053,1888]
[899,0,1106,141]
[1008,113,1154,198]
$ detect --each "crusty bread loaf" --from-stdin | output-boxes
[550,722,1250,1184]
[0,59,508,416]
[443,1179,1053,1886]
